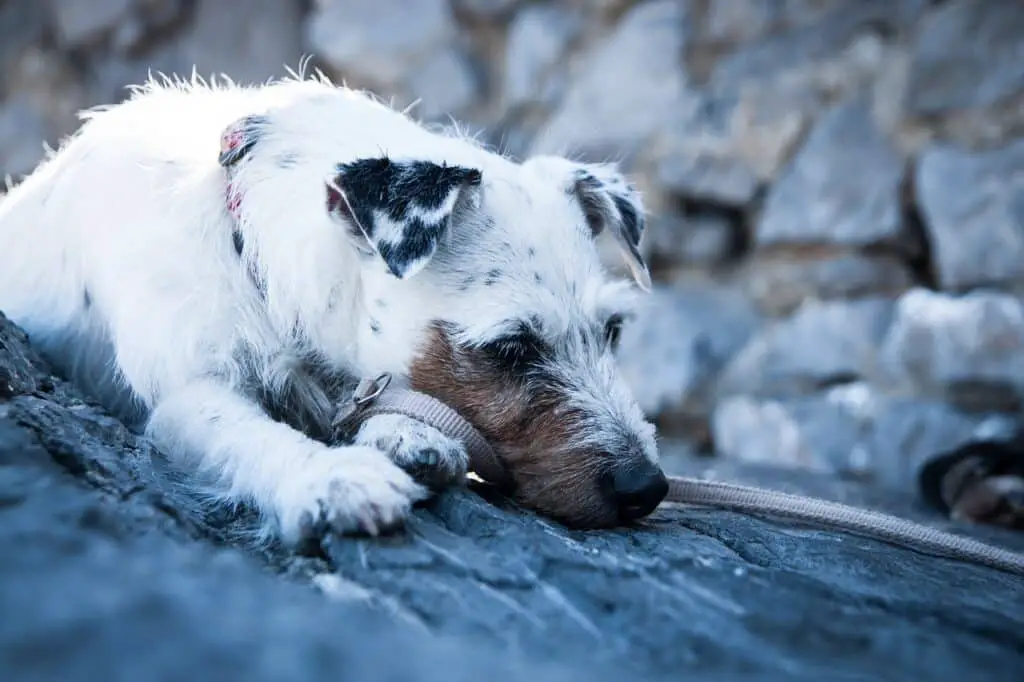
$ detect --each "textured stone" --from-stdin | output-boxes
[880,288,1024,409]
[699,0,834,44]
[451,0,522,20]
[712,383,1017,488]
[756,101,907,249]
[616,283,761,420]
[646,211,740,267]
[915,139,1024,291]
[503,4,582,109]
[743,251,915,316]
[906,0,1024,116]
[530,1,690,160]
[406,47,479,120]
[710,0,927,92]
[48,0,134,48]
[0,0,47,92]
[0,96,49,177]
[307,0,455,90]
[651,87,808,208]
[3,299,1024,679]
[717,298,894,399]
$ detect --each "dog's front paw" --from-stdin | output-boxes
[353,413,469,491]
[276,446,428,544]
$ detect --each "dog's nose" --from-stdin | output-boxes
[607,460,668,522]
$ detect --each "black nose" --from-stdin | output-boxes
[607,461,668,522]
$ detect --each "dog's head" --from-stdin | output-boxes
[326,150,664,529]
[218,101,665,528]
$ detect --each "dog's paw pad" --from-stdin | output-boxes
[354,414,469,491]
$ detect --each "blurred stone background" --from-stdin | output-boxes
[2,0,1023,497]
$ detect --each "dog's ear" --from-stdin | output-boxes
[570,164,651,292]
[326,158,483,279]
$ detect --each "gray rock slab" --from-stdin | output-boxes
[307,0,455,89]
[2,308,1023,680]
[915,139,1024,291]
[880,288,1024,410]
[530,0,691,161]
[717,298,895,399]
[906,0,1024,116]
[756,101,907,249]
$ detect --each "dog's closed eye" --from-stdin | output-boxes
[481,331,545,374]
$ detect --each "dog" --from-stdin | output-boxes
[0,69,666,546]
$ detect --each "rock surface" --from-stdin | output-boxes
[915,140,1024,291]
[2,312,1023,681]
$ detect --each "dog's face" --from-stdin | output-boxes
[326,152,666,529]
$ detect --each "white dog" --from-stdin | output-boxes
[0,70,666,546]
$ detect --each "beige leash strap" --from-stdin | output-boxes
[333,374,1024,578]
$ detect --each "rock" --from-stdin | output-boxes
[110,0,188,54]
[915,139,1024,291]
[503,4,582,110]
[0,96,49,177]
[48,0,134,48]
[906,0,1024,116]
[3,304,1024,679]
[742,250,915,316]
[307,0,455,91]
[451,0,521,20]
[698,0,835,45]
[0,0,47,91]
[530,0,690,161]
[87,0,304,104]
[650,86,809,209]
[406,47,479,120]
[616,282,761,422]
[755,101,908,250]
[709,0,927,93]
[712,384,1018,488]
[717,298,895,399]
[645,210,740,267]
[880,288,1024,410]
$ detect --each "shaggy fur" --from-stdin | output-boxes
[0,68,664,546]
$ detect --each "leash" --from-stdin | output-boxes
[333,374,1024,578]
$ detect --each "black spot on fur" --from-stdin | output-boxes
[484,268,502,286]
[328,158,482,278]
[534,272,542,284]
[370,318,382,334]
[527,247,536,258]
[232,229,245,256]
[82,289,92,310]
[573,171,609,237]
[611,194,642,248]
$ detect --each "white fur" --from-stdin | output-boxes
[0,70,657,543]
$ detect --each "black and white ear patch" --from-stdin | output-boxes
[326,158,482,279]
[572,166,651,292]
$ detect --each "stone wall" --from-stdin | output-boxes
[2,0,1023,493]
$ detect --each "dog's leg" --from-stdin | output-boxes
[146,380,429,544]
[352,414,469,491]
